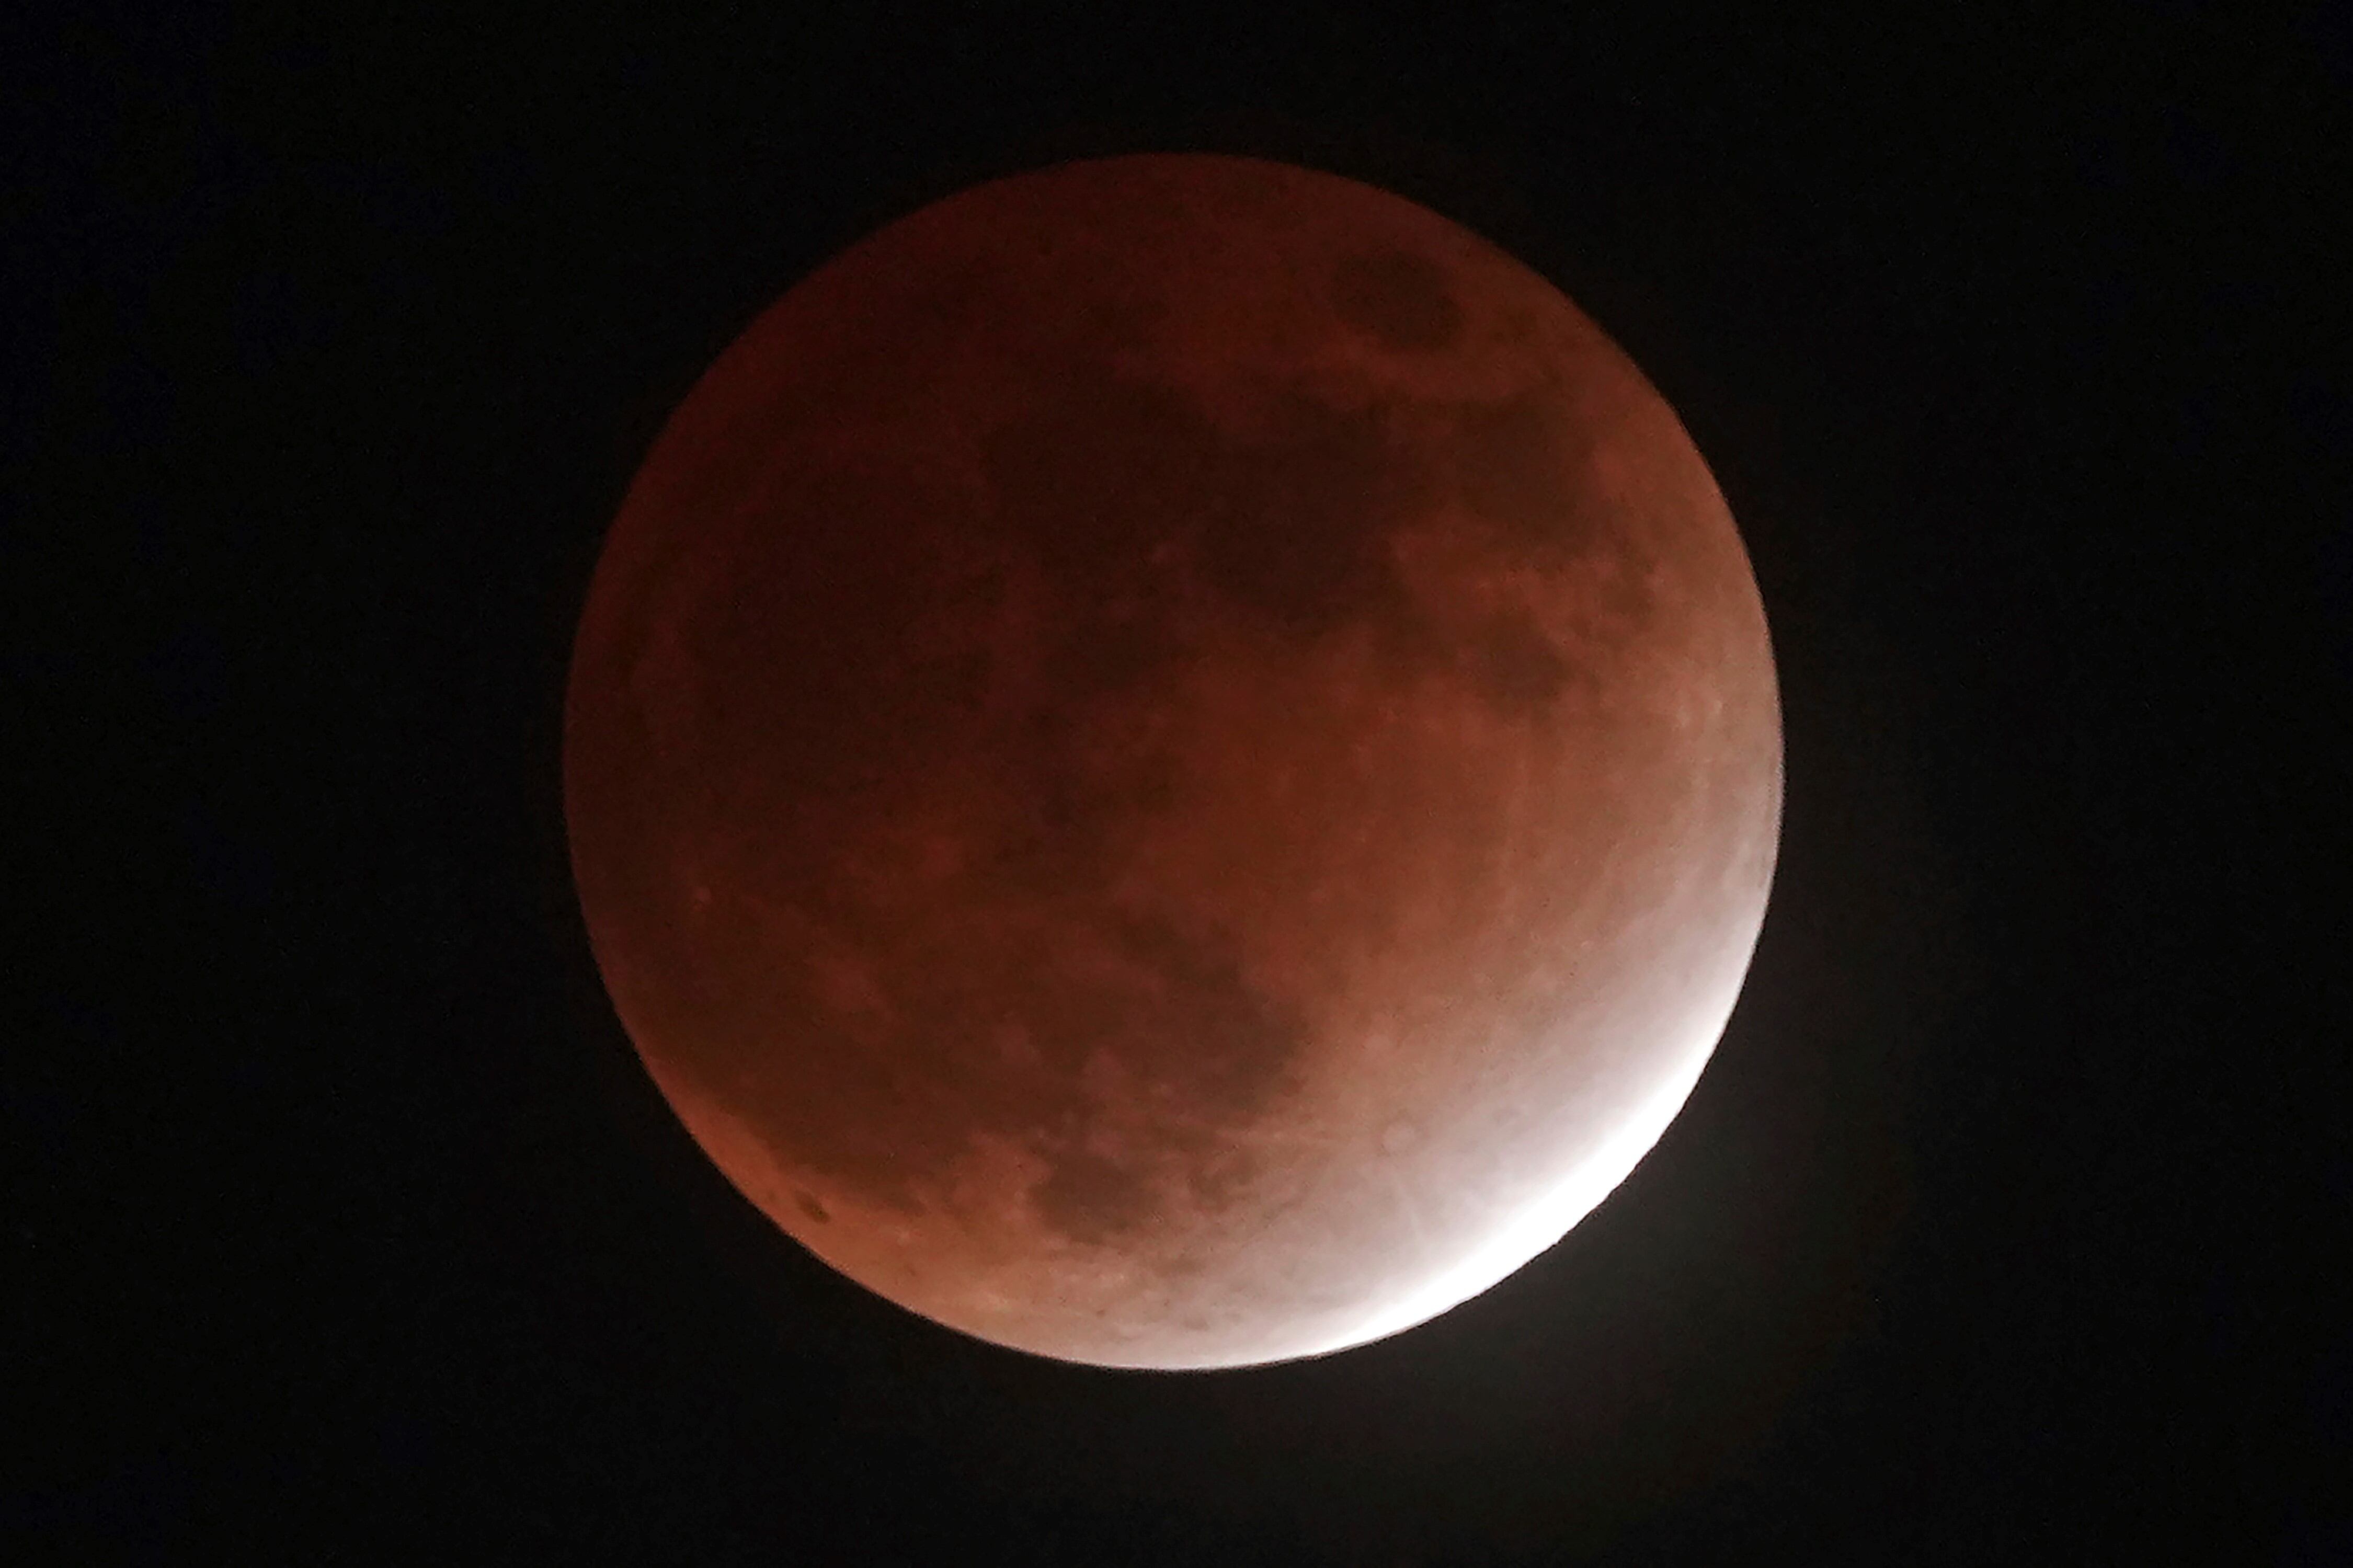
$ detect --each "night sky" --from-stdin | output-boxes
[13,7,2346,1562]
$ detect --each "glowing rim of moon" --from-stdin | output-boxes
[1342,999,1739,1356]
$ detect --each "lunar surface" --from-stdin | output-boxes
[564,155,1781,1369]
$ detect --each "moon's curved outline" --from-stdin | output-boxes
[564,153,1783,1369]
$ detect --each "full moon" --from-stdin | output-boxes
[564,155,1781,1369]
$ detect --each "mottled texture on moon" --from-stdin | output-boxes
[564,155,1783,1369]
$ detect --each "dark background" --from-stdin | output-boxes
[11,6,2346,1562]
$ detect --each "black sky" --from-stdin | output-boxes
[12,6,2347,1563]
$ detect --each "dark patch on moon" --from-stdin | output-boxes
[1196,387,1436,642]
[1081,911,1305,1239]
[678,452,1004,813]
[1032,1147,1164,1246]
[1451,385,1609,555]
[1463,614,1576,718]
[1044,596,1185,707]
[796,1190,830,1224]
[984,363,1438,654]
[815,258,1002,420]
[983,366,1221,594]
[1331,249,1464,352]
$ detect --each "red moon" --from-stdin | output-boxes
[564,155,1781,1369]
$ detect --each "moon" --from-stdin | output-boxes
[564,154,1781,1370]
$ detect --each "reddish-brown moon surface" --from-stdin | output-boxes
[564,154,1781,1370]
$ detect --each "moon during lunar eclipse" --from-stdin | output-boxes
[564,154,1782,1370]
